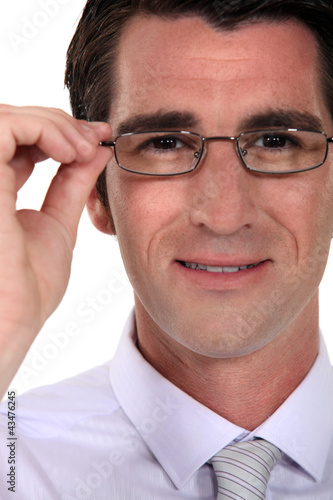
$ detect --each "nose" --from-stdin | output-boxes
[189,141,258,235]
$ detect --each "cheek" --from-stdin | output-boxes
[264,168,333,275]
[105,163,185,261]
[298,173,333,250]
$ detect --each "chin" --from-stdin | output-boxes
[170,319,276,360]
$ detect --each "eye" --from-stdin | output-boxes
[133,133,201,157]
[147,136,187,151]
[254,133,296,149]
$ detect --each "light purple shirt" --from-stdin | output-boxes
[0,311,332,499]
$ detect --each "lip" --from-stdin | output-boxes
[173,259,271,290]
[176,256,267,268]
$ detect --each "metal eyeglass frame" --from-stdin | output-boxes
[100,129,333,176]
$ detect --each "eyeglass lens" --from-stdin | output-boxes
[114,130,327,175]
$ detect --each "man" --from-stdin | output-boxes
[0,0,333,498]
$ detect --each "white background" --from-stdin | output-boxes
[1,0,332,397]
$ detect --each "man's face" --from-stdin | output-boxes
[103,16,333,358]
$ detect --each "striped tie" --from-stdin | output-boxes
[210,439,282,499]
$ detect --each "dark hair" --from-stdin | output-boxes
[65,0,333,211]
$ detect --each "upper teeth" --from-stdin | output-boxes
[182,262,260,273]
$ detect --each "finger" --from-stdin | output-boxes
[1,105,111,160]
[0,114,77,166]
[40,145,113,245]
[9,146,47,192]
[0,108,112,166]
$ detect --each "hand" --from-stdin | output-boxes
[0,105,113,398]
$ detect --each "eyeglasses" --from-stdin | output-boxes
[100,129,333,176]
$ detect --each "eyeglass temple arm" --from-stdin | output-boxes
[100,141,116,147]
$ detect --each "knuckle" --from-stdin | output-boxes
[48,107,71,121]
[0,112,11,125]
[0,105,14,124]
[48,106,65,114]
[0,103,14,113]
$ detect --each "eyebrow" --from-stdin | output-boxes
[238,109,324,132]
[116,108,324,136]
[116,111,200,135]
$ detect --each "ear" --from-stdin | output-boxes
[86,186,115,235]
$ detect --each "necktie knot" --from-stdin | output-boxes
[211,439,282,499]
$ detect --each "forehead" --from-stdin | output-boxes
[112,15,329,133]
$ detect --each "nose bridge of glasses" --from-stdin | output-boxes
[201,136,239,155]
[202,136,238,144]
[200,135,242,165]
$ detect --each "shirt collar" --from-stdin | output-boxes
[110,312,333,487]
[253,331,333,482]
[110,311,245,488]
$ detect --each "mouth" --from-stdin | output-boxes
[177,261,263,273]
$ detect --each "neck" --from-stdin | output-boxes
[136,300,319,431]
